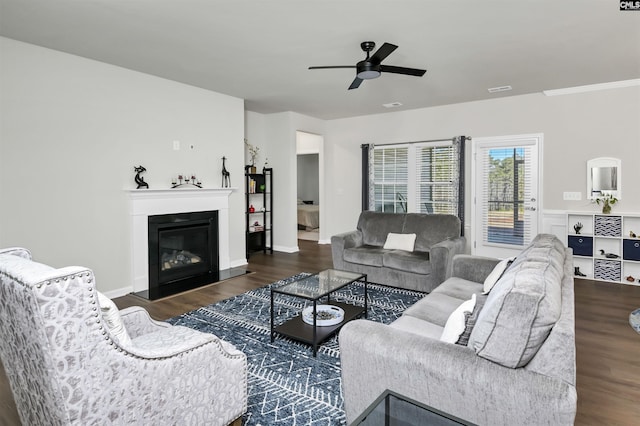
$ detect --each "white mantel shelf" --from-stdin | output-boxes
[127,187,236,198]
[127,187,237,293]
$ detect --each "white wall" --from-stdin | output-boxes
[325,87,640,239]
[246,111,325,251]
[247,85,639,248]
[0,38,245,296]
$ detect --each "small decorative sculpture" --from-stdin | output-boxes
[599,249,620,259]
[222,156,231,188]
[573,222,583,234]
[134,165,149,189]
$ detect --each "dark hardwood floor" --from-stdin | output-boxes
[1,240,639,425]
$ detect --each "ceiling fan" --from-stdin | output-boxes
[309,41,427,90]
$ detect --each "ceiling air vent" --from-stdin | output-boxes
[383,102,403,108]
[488,85,512,93]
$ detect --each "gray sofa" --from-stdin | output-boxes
[339,234,577,425]
[331,211,466,292]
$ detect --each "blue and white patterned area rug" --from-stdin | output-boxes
[168,273,424,426]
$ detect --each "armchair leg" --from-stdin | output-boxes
[229,416,243,426]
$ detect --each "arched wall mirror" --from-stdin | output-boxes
[587,157,622,200]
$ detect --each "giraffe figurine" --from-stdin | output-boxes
[221,156,231,188]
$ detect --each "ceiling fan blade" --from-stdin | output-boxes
[348,77,363,90]
[380,65,426,77]
[308,66,356,70]
[370,43,398,63]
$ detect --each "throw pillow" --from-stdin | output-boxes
[97,291,132,347]
[383,233,417,252]
[456,294,488,346]
[440,294,477,344]
[483,256,516,294]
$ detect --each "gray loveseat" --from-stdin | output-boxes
[339,234,577,425]
[331,211,466,293]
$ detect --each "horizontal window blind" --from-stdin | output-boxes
[480,146,532,247]
[371,147,408,213]
[415,142,459,215]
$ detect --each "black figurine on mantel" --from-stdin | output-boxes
[134,165,149,189]
[221,156,231,188]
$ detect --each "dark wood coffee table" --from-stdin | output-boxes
[270,269,367,356]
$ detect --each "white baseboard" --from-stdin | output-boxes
[102,286,134,299]
[230,258,248,268]
[273,245,299,253]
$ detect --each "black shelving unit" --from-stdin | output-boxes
[245,167,273,258]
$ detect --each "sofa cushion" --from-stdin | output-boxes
[403,292,466,327]
[404,214,461,252]
[468,234,565,368]
[382,250,431,274]
[357,211,406,247]
[440,294,476,343]
[430,276,483,300]
[343,246,386,267]
[389,316,444,340]
[383,233,416,251]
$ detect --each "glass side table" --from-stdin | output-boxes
[351,389,476,426]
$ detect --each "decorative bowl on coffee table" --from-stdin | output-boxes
[302,305,345,326]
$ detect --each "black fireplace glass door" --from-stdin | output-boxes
[148,211,219,299]
[158,224,212,284]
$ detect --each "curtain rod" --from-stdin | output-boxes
[371,136,471,147]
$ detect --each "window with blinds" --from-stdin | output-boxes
[371,146,408,213]
[416,143,459,215]
[479,146,533,247]
[369,139,462,219]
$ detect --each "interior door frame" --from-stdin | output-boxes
[295,131,325,244]
[471,133,543,258]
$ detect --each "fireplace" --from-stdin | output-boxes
[147,210,219,299]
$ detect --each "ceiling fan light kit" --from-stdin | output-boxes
[309,41,426,90]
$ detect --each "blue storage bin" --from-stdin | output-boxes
[568,236,593,257]
[623,239,640,261]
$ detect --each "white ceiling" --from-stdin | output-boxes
[1,0,639,120]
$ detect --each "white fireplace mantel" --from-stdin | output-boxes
[127,188,236,293]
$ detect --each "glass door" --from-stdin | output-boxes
[472,134,541,258]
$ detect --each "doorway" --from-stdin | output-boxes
[296,131,323,242]
[472,134,542,258]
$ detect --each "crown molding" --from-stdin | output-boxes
[543,79,640,96]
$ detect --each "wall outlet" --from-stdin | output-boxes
[173,140,180,150]
[563,191,582,201]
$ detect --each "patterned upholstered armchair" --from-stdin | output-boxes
[0,247,247,426]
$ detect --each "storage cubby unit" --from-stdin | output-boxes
[567,212,640,286]
[245,167,273,259]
